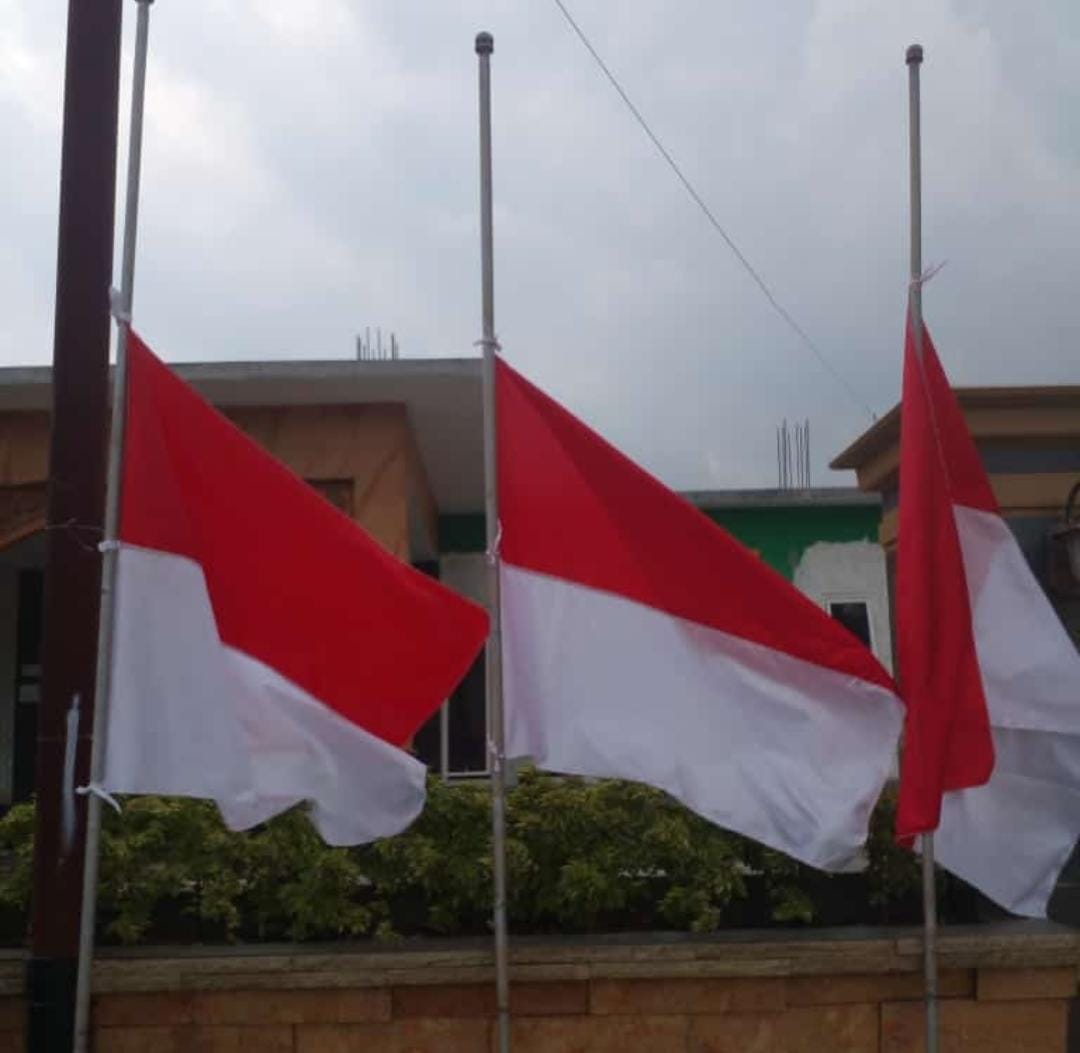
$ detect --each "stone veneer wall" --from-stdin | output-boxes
[0,923,1074,1051]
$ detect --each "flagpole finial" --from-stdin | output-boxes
[476,31,494,56]
[906,43,923,65]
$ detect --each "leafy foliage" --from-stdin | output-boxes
[0,771,928,946]
[864,788,925,918]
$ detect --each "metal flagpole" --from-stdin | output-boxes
[73,2,154,1049]
[475,30,512,1053]
[906,41,939,1053]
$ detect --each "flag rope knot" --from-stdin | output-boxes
[109,287,132,325]
[909,260,947,289]
[486,521,503,565]
[473,336,502,352]
[486,736,503,774]
[76,783,123,814]
[98,539,120,554]
[46,519,103,553]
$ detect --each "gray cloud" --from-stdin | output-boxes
[1,0,1077,489]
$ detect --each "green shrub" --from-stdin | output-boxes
[0,771,927,946]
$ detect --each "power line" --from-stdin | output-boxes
[548,0,875,420]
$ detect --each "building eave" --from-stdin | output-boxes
[0,357,486,515]
[831,385,1080,473]
[686,487,880,510]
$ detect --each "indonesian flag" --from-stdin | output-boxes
[102,333,488,843]
[896,319,1080,916]
[497,359,903,870]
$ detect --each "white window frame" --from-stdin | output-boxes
[824,594,876,654]
[433,690,492,782]
[433,553,492,780]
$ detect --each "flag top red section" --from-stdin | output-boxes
[896,321,994,840]
[496,357,894,694]
[120,332,488,747]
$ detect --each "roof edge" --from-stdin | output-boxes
[831,383,1080,471]
[686,487,880,510]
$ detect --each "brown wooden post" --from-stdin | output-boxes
[27,1,123,1049]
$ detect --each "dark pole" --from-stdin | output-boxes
[27,2,123,1049]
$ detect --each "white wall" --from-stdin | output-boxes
[442,543,892,673]
[793,540,894,674]
[439,552,487,610]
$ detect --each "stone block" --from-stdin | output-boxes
[95,1025,296,1052]
[92,1027,182,1053]
[392,983,493,1019]
[514,981,589,1017]
[297,1017,490,1052]
[184,1026,294,1052]
[192,987,390,1025]
[693,1006,877,1053]
[787,970,972,1005]
[392,981,587,1018]
[977,967,1077,1001]
[779,1004,879,1053]
[882,997,1068,1052]
[95,991,194,1027]
[689,1012,781,1052]
[508,1014,689,1052]
[0,999,23,1030]
[590,977,785,1016]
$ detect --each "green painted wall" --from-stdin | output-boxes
[703,505,880,580]
[439,502,881,581]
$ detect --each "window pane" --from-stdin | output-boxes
[410,558,444,772]
[829,601,871,649]
[412,655,488,776]
[448,654,487,774]
[412,708,442,771]
[307,479,354,518]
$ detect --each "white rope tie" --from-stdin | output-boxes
[487,736,503,774]
[909,260,947,289]
[109,287,131,325]
[486,521,503,566]
[76,783,122,815]
[473,336,502,352]
[97,539,120,554]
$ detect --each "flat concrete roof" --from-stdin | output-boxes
[0,361,883,518]
[0,357,485,515]
[832,384,1080,472]
[686,487,879,510]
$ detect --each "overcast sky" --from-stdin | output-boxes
[2,1,1077,489]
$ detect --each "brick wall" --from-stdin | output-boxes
[0,923,1074,1051]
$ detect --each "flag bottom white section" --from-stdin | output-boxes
[939,507,1080,917]
[103,544,427,844]
[501,563,902,870]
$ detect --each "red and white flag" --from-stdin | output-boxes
[896,320,1080,916]
[497,359,902,870]
[102,333,488,843]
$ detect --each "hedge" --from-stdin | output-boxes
[0,770,970,946]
